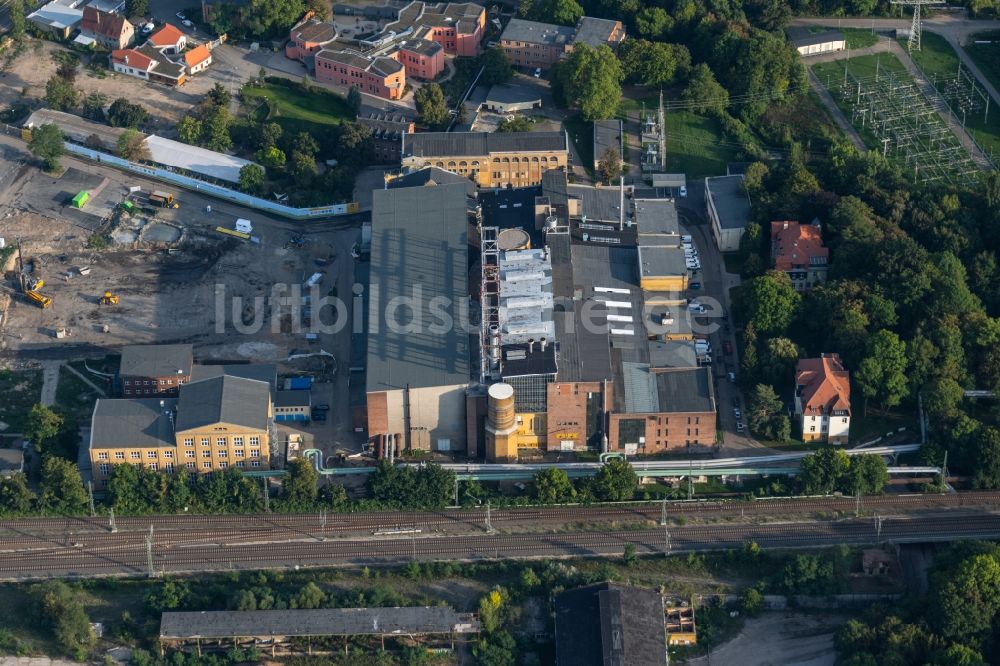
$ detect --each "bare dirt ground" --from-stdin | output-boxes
[0,39,222,129]
[687,612,847,666]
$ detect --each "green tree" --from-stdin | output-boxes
[238,163,265,194]
[28,124,65,172]
[231,589,257,611]
[294,582,326,609]
[337,122,374,164]
[619,40,690,87]
[591,458,638,501]
[207,82,232,108]
[81,91,108,122]
[477,587,510,634]
[552,44,623,121]
[107,98,149,128]
[597,146,622,184]
[744,0,792,31]
[39,457,88,515]
[346,85,362,115]
[9,0,25,40]
[682,63,729,114]
[176,116,203,145]
[496,116,534,133]
[740,271,800,336]
[845,454,889,495]
[288,150,317,183]
[855,329,909,414]
[746,384,789,441]
[930,554,1000,640]
[0,473,35,514]
[125,0,149,16]
[635,7,672,38]
[474,629,517,666]
[203,105,232,152]
[256,121,283,150]
[291,131,320,157]
[117,129,150,162]
[527,0,583,25]
[923,376,964,421]
[741,585,764,616]
[24,403,64,454]
[414,82,449,129]
[758,337,799,387]
[623,543,637,566]
[799,449,850,495]
[283,457,318,504]
[31,581,95,660]
[45,74,78,112]
[480,47,513,86]
[256,145,286,168]
[532,467,575,503]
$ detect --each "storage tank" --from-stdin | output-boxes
[487,382,516,430]
[498,228,531,251]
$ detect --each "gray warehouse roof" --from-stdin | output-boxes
[635,198,679,238]
[572,16,622,49]
[160,607,480,640]
[273,389,311,408]
[637,245,687,279]
[555,582,667,666]
[120,344,193,378]
[706,174,751,230]
[367,183,471,392]
[485,83,542,106]
[568,184,625,224]
[593,119,622,164]
[190,364,277,391]
[500,18,574,46]
[788,27,845,47]
[90,398,177,451]
[403,131,568,158]
[175,376,271,432]
[656,367,716,413]
[389,166,476,197]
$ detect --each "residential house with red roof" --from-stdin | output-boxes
[80,6,134,50]
[111,46,187,86]
[183,44,213,75]
[795,353,851,444]
[770,220,829,291]
[147,23,187,54]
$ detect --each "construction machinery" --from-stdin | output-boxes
[99,291,120,305]
[149,190,178,208]
[26,290,52,308]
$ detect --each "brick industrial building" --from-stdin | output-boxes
[400,131,569,189]
[500,16,625,70]
[119,344,193,397]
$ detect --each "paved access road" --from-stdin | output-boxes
[1,492,998,580]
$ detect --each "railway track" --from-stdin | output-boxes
[2,491,997,543]
[1,510,999,580]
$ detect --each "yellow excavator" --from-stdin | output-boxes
[17,240,52,309]
[26,290,52,309]
[99,291,120,305]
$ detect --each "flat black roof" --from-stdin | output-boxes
[501,342,558,378]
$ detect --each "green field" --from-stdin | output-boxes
[242,78,353,134]
[904,32,1000,158]
[0,369,42,434]
[663,110,739,178]
[811,52,907,86]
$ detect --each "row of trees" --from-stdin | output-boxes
[531,459,639,504]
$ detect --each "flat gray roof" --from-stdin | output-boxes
[404,131,567,158]
[160,607,480,640]
[637,245,687,278]
[568,184,624,224]
[367,183,471,392]
[501,17,574,46]
[91,398,177,450]
[706,175,751,230]
[120,344,193,378]
[593,119,622,164]
[485,83,542,106]
[190,364,277,391]
[388,166,476,197]
[176,376,270,432]
[273,389,311,408]
[656,367,715,413]
[648,339,697,369]
[788,27,845,47]
[635,198,679,238]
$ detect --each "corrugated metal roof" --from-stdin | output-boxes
[622,362,659,413]
[160,607,480,639]
[144,135,256,184]
[366,183,471,392]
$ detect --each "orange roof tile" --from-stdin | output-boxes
[81,6,131,39]
[111,49,153,71]
[796,354,851,416]
[148,23,185,47]
[770,221,828,272]
[184,44,211,67]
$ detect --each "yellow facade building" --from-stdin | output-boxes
[401,131,569,189]
[89,375,272,488]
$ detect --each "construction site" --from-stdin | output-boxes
[0,138,359,450]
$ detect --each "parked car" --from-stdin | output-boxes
[311,409,327,421]
[141,21,155,34]
[734,408,742,419]
[533,67,542,78]
[690,304,706,314]
[727,371,736,383]
[486,41,498,48]
[736,421,745,433]
[679,186,688,197]
[689,282,701,290]
[681,235,692,243]
[182,19,193,27]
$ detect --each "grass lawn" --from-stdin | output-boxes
[904,31,1000,158]
[563,115,594,177]
[0,369,43,435]
[964,31,1000,95]
[618,93,662,114]
[663,110,739,178]
[242,78,353,136]
[55,369,102,422]
[849,408,919,445]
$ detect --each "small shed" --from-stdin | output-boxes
[274,389,312,422]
